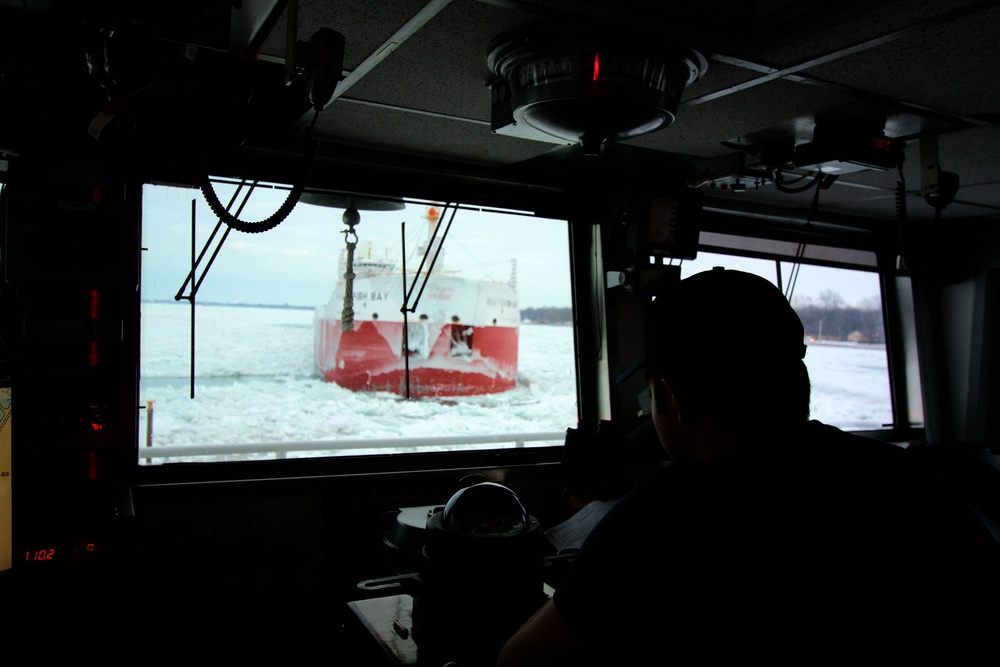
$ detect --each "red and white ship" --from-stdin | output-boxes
[313,207,520,397]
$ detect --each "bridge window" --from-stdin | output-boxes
[138,182,576,464]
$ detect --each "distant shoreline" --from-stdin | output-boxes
[143,299,314,311]
[807,340,885,349]
[141,300,575,321]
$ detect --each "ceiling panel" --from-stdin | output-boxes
[259,0,432,70]
[2,0,997,224]
[319,98,553,165]
[341,1,527,122]
[804,4,1000,117]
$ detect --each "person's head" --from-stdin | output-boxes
[623,267,810,459]
[452,315,460,323]
[420,314,428,322]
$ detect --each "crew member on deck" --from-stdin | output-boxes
[450,315,473,357]
[406,314,430,359]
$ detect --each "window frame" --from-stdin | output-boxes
[608,210,922,444]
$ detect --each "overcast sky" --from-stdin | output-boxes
[141,183,881,311]
[676,252,881,309]
[141,183,574,310]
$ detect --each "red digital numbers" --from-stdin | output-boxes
[24,548,55,561]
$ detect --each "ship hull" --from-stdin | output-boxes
[314,273,519,397]
[315,319,518,396]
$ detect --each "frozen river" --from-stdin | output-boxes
[139,302,893,463]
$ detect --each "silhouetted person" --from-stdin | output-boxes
[499,268,1000,665]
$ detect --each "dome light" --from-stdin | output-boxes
[488,24,707,154]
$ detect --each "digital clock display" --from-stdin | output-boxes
[19,536,106,567]
[26,548,56,561]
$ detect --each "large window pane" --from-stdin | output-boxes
[139,183,577,463]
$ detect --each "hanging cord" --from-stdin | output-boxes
[895,159,918,272]
[197,110,321,234]
[782,173,835,303]
[784,242,806,302]
[176,63,323,234]
[779,171,831,302]
[592,224,604,362]
[774,167,823,194]
[895,161,908,225]
[801,171,838,227]
[340,206,360,332]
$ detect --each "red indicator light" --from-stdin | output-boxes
[593,53,600,81]
[872,136,892,151]
[89,289,100,319]
[88,341,100,366]
[87,405,105,432]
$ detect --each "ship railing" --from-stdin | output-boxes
[140,431,567,463]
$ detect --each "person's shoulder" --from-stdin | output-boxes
[799,421,1000,544]
[627,459,761,527]
[586,462,715,533]
[777,421,933,487]
[631,460,719,500]
[801,419,882,445]
[794,419,910,462]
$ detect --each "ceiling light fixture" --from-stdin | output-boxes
[488,24,707,155]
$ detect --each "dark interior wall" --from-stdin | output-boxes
[129,488,331,661]
[119,459,572,661]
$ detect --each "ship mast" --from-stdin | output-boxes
[420,206,445,273]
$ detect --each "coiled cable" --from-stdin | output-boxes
[197,109,321,234]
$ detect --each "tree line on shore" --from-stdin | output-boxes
[794,291,883,343]
[521,307,573,325]
[523,290,883,344]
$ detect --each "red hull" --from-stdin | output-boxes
[315,319,518,397]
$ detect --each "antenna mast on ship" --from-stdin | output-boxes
[420,205,445,272]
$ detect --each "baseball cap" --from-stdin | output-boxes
[616,267,807,383]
